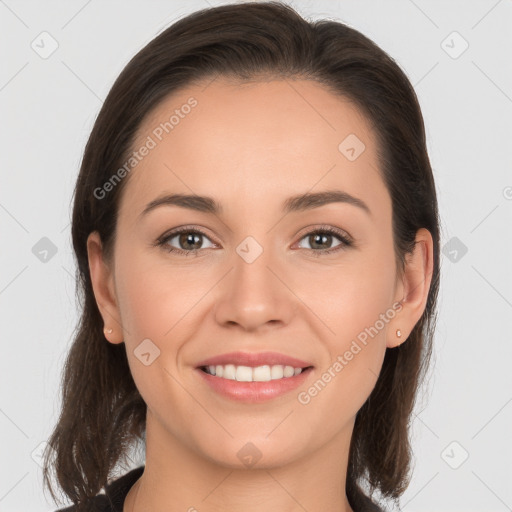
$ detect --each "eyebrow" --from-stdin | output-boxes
[139,190,371,219]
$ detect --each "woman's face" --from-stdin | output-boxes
[88,78,421,468]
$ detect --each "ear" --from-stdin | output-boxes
[87,231,124,345]
[387,228,434,348]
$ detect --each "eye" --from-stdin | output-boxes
[154,224,353,257]
[155,226,216,256]
[295,225,353,256]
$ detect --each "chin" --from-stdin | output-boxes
[193,432,306,470]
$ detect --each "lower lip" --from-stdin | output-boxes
[196,367,314,403]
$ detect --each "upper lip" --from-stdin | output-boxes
[196,351,313,369]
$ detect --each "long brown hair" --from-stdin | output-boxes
[42,2,440,510]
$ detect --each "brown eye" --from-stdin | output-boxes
[156,227,215,255]
[177,232,204,251]
[296,226,352,255]
[305,232,337,250]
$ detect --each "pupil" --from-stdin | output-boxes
[311,233,331,249]
[180,233,202,250]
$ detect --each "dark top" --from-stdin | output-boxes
[56,465,386,511]
[56,466,144,512]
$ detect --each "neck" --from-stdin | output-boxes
[126,410,355,512]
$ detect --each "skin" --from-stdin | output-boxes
[87,77,433,512]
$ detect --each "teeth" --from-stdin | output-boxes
[204,364,305,382]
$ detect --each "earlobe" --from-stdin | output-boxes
[86,231,124,345]
[387,228,434,349]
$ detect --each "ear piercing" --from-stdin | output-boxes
[104,326,407,342]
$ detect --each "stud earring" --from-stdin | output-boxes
[396,329,402,338]
[104,327,113,334]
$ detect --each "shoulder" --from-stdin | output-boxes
[356,493,389,512]
[53,466,145,512]
[348,486,389,512]
[54,495,112,511]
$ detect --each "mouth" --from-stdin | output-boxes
[195,363,315,403]
[194,351,315,402]
[198,364,314,382]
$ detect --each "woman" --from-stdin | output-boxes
[43,2,440,511]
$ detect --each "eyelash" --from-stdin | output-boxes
[154,225,353,257]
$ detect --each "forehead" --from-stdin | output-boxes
[120,78,389,223]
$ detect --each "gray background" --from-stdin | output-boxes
[1,0,511,511]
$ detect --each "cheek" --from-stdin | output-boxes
[296,260,395,434]
[114,248,215,389]
[113,251,197,410]
[115,246,199,338]
[302,252,397,348]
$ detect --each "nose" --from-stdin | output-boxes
[213,243,297,332]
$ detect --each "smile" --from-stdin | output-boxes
[196,365,314,403]
[201,364,308,382]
